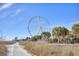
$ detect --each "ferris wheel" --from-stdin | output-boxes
[28,16,50,36]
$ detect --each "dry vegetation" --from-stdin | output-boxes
[20,40,79,56]
[0,44,7,56]
[0,41,12,56]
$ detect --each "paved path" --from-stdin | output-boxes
[7,42,32,56]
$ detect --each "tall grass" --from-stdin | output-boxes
[20,41,79,56]
[0,44,7,56]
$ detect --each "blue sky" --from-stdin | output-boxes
[0,3,79,40]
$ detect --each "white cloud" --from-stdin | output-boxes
[0,3,13,11]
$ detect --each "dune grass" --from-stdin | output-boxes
[20,40,79,56]
[0,44,7,56]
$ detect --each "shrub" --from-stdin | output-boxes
[69,51,74,56]
[53,38,58,43]
[41,32,51,38]
[31,35,41,41]
[48,38,53,43]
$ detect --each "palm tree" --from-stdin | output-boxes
[52,27,69,43]
[71,23,79,43]
[52,27,69,37]
[72,23,79,37]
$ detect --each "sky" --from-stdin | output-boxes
[0,3,79,40]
